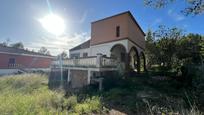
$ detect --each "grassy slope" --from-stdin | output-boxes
[0,74,203,115]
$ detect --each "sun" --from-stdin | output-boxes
[39,14,65,36]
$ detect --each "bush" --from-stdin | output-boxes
[73,96,102,114]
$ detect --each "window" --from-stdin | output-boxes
[9,58,15,64]
[83,53,88,57]
[70,53,80,59]
[116,26,120,37]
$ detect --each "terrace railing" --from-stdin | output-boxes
[52,55,117,68]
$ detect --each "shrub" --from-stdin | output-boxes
[73,96,102,114]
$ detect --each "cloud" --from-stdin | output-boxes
[168,9,185,21]
[25,32,90,56]
[79,11,88,24]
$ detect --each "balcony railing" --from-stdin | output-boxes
[52,55,117,68]
[8,64,23,68]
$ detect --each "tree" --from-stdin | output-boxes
[143,0,204,15]
[153,25,183,68]
[10,42,24,49]
[57,51,68,59]
[145,29,158,68]
[38,47,50,55]
[176,33,204,64]
[0,38,10,46]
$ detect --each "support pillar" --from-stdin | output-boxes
[88,70,91,85]
[68,69,71,82]
[137,57,141,73]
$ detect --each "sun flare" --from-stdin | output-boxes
[39,14,65,36]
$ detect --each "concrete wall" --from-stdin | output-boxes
[70,70,88,88]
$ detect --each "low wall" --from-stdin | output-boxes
[0,69,19,76]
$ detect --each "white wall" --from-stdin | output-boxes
[0,69,19,75]
[69,39,144,58]
[69,48,91,58]
[90,39,128,57]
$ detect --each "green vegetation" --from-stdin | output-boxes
[0,73,203,115]
[0,74,103,115]
[143,0,204,16]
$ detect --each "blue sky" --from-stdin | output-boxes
[0,0,203,55]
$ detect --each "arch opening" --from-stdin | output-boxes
[129,47,140,72]
[140,52,146,72]
[110,44,126,62]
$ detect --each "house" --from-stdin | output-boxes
[51,11,146,88]
[0,45,54,75]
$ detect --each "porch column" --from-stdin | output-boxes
[137,56,141,73]
[68,69,71,82]
[87,70,91,84]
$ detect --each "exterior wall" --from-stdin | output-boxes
[68,39,144,58]
[69,39,129,58]
[69,48,90,58]
[127,15,145,49]
[91,13,129,46]
[90,39,128,57]
[0,53,53,69]
[70,70,88,88]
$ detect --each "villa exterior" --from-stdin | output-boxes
[51,11,146,88]
[0,45,54,75]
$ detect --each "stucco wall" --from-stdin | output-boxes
[69,48,90,58]
[90,39,128,57]
[91,13,129,46]
[69,39,144,58]
[127,15,145,49]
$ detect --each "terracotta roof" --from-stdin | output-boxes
[92,11,145,36]
[0,44,53,57]
[69,40,90,51]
